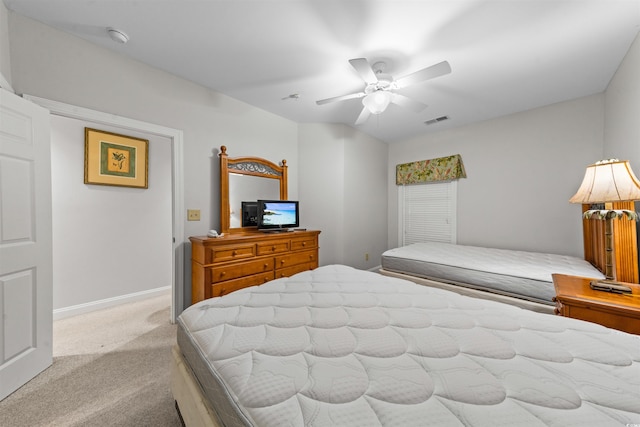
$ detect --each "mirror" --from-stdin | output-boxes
[219,145,288,234]
[228,175,280,228]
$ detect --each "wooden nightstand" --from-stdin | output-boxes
[552,274,640,335]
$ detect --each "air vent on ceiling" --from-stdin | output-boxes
[424,115,449,126]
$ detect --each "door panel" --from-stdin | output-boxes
[0,88,52,400]
[1,157,33,241]
[3,270,35,359]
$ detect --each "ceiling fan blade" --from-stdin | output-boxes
[391,93,428,113]
[354,106,371,125]
[349,58,378,84]
[316,91,365,106]
[395,60,451,88]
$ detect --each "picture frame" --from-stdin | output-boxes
[84,127,149,188]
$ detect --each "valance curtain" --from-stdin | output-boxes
[396,154,466,185]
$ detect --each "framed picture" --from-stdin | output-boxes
[84,127,149,188]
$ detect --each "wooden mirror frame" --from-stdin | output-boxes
[219,145,288,234]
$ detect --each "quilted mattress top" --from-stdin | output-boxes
[382,242,605,282]
[179,265,639,427]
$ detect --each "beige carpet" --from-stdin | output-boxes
[0,292,182,427]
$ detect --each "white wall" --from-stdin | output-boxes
[342,127,388,269]
[298,124,346,266]
[603,30,640,273]
[604,31,640,167]
[388,94,605,257]
[7,12,299,307]
[299,123,387,269]
[51,115,172,313]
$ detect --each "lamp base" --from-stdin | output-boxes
[589,280,632,294]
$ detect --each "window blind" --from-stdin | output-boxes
[399,181,457,246]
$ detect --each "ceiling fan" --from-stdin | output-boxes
[316,58,451,125]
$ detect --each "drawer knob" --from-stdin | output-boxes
[272,245,276,251]
[302,242,306,246]
[281,260,285,265]
[232,250,237,256]
[220,271,226,276]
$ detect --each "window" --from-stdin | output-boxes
[398,181,457,246]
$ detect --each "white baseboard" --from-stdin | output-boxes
[367,265,382,272]
[53,286,171,321]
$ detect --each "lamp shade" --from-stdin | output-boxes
[362,91,391,114]
[569,159,640,204]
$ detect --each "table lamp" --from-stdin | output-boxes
[569,159,640,285]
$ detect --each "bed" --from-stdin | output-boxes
[379,242,606,314]
[172,264,639,426]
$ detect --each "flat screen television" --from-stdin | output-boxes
[257,200,299,231]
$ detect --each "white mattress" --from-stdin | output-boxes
[381,242,605,304]
[177,265,639,427]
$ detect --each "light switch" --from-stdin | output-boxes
[187,209,201,221]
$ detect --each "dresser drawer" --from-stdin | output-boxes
[291,235,317,251]
[275,262,316,279]
[210,258,275,282]
[211,272,274,297]
[208,243,256,263]
[275,249,317,270]
[190,230,321,304]
[256,240,290,255]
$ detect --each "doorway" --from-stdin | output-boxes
[26,95,184,322]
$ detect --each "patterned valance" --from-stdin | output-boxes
[396,154,466,185]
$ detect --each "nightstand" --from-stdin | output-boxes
[552,274,640,335]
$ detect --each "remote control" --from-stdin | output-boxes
[589,281,632,294]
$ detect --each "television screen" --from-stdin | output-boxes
[257,200,299,231]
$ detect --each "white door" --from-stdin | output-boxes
[0,89,52,400]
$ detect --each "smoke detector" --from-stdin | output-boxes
[107,28,129,44]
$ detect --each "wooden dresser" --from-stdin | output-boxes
[190,230,320,304]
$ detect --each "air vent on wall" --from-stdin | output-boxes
[424,115,449,125]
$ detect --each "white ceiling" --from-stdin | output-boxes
[5,0,640,143]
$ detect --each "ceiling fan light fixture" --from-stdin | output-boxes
[362,91,391,114]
